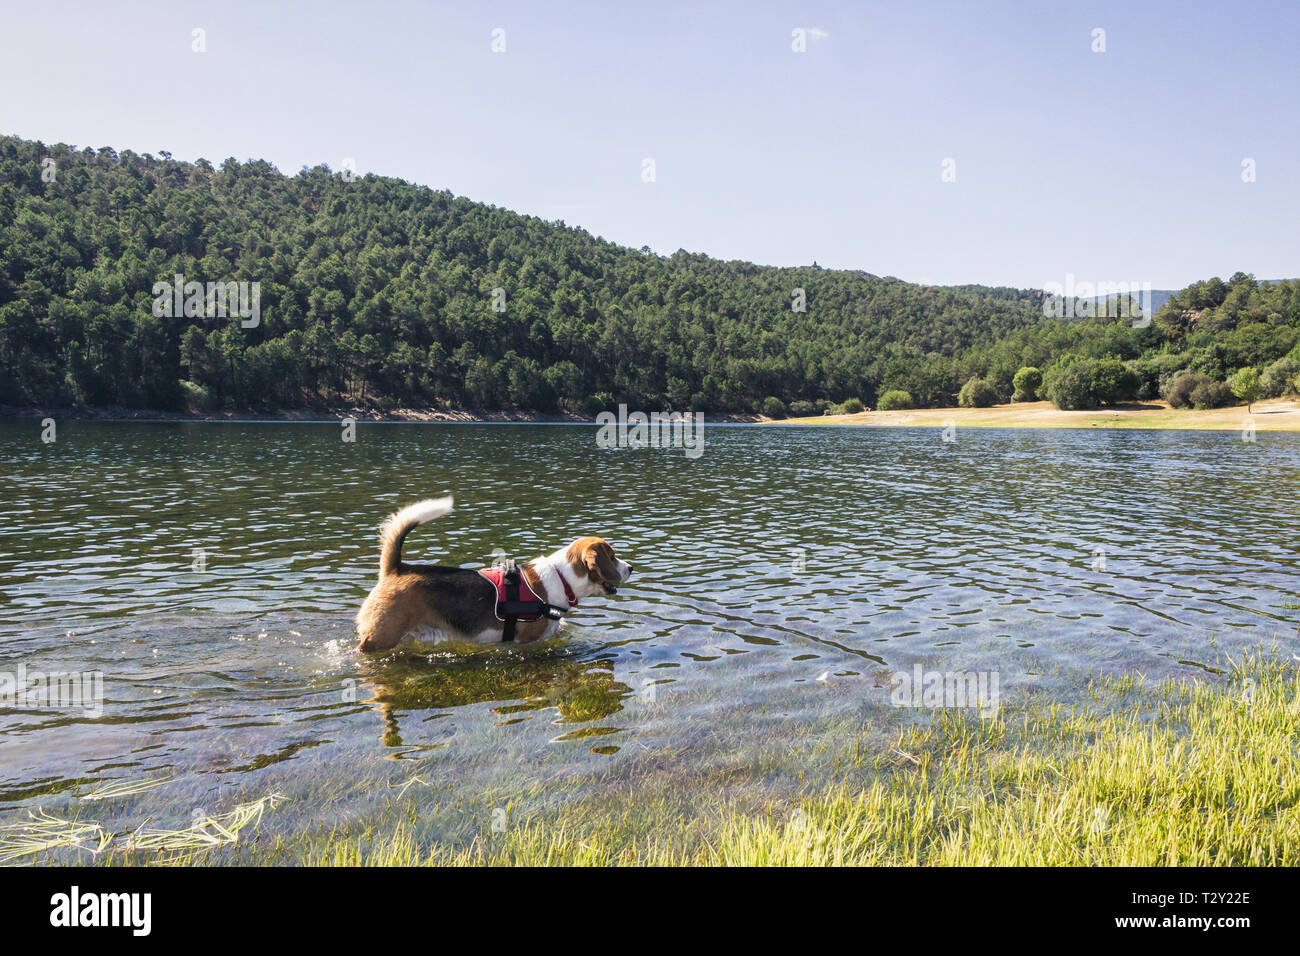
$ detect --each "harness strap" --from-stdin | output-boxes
[558,571,578,608]
[498,565,567,641]
[488,563,577,643]
[502,566,521,642]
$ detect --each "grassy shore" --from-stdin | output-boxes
[781,397,1300,431]
[308,653,1299,866]
[33,650,1288,867]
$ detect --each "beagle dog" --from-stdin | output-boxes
[355,497,632,653]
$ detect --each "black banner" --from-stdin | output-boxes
[0,865,1270,942]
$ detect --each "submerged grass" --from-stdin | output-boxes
[291,652,1300,865]
[0,809,112,864]
[23,651,1299,866]
[79,775,173,802]
[1,794,287,864]
[124,794,287,853]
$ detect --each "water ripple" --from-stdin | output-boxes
[1,421,1297,843]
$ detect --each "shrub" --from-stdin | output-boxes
[1090,359,1142,405]
[1011,366,1041,402]
[958,377,1000,408]
[1230,367,1262,411]
[583,392,616,416]
[1260,357,1299,398]
[1136,352,1191,399]
[761,396,787,419]
[1165,372,1210,409]
[1043,360,1098,410]
[788,400,819,417]
[1189,379,1236,410]
[836,397,866,414]
[179,379,217,411]
[1127,359,1160,400]
[1188,346,1227,380]
[1158,366,1193,397]
[876,390,913,411]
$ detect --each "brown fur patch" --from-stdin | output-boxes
[566,536,620,586]
[356,572,439,653]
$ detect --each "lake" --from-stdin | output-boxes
[1,420,1297,859]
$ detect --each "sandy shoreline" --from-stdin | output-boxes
[4,399,1298,430]
[779,398,1300,432]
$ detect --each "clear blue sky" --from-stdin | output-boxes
[3,0,1297,289]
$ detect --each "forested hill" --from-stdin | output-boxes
[0,135,1050,413]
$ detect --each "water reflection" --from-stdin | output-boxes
[360,642,632,751]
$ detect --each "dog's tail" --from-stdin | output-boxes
[377,497,453,577]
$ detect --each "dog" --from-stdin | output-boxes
[355,497,632,653]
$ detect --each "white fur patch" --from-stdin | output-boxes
[382,496,453,535]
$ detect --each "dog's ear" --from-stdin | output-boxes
[577,539,620,583]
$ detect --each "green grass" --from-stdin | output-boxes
[165,653,1300,865]
[21,651,1299,866]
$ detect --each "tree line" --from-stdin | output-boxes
[934,275,1299,415]
[1,135,1295,415]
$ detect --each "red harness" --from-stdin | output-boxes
[477,565,578,631]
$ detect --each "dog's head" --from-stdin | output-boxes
[565,536,633,596]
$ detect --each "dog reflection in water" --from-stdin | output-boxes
[360,649,633,749]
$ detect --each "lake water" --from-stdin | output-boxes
[1,420,1297,859]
